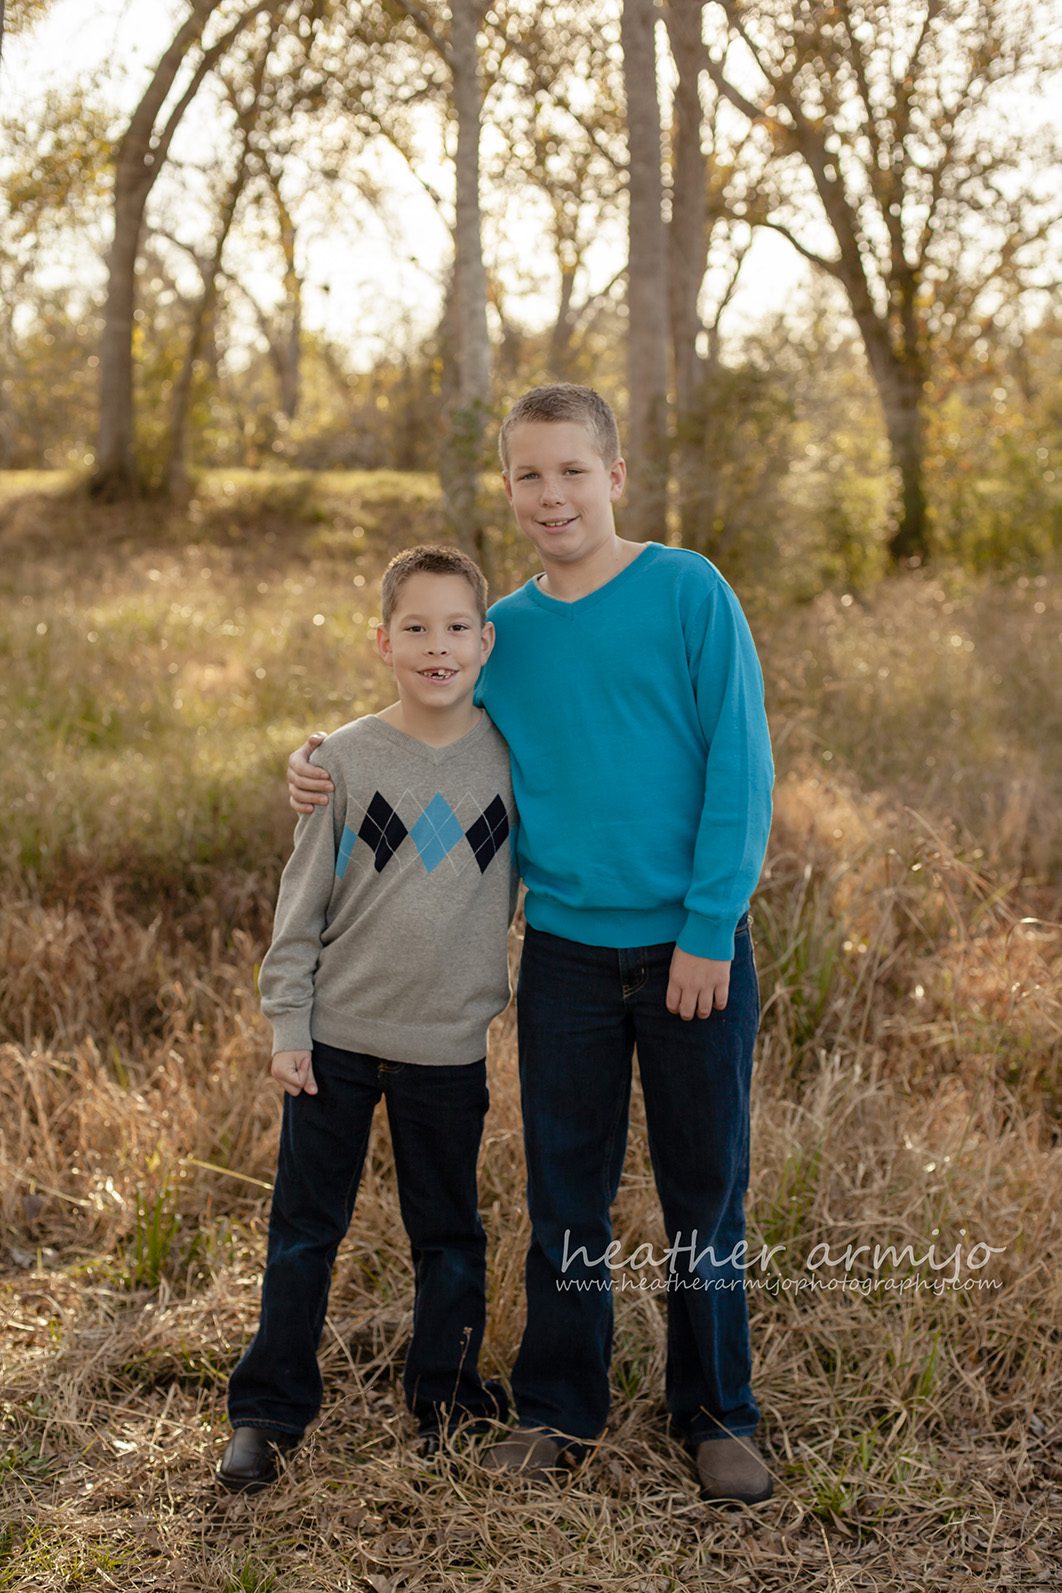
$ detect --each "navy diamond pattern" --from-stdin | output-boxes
[359,791,408,872]
[465,794,510,874]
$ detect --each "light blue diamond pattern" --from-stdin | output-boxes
[410,792,464,873]
[336,824,359,879]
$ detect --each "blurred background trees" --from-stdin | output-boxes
[705,0,1060,565]
[0,0,1058,573]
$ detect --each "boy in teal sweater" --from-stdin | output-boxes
[288,386,774,1504]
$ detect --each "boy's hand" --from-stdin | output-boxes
[271,1050,318,1096]
[288,732,334,813]
[666,948,731,1020]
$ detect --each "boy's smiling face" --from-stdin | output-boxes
[503,420,626,569]
[376,572,493,717]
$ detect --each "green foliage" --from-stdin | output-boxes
[685,358,801,571]
[0,1437,53,1485]
[928,368,1062,572]
[812,456,892,591]
[2,89,113,235]
[757,1142,823,1250]
[912,1329,943,1404]
[222,1560,278,1593]
[752,876,847,1064]
[800,1454,860,1522]
[0,1525,134,1587]
[0,300,101,469]
[198,340,447,475]
[125,1184,182,1290]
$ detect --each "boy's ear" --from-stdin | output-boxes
[375,624,393,666]
[502,472,513,504]
[609,456,627,500]
[480,618,496,664]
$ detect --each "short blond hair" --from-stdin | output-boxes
[498,384,621,472]
[380,544,488,625]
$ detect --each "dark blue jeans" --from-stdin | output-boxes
[511,917,761,1447]
[228,1040,507,1438]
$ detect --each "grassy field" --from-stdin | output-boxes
[1,471,1059,1592]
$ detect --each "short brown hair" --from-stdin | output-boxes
[498,384,621,472]
[380,544,488,626]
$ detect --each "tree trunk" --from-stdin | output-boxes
[93,4,218,497]
[272,172,302,424]
[840,290,931,565]
[621,0,670,540]
[699,331,723,545]
[279,308,301,422]
[94,183,146,497]
[548,263,577,380]
[443,0,491,566]
[164,119,259,496]
[91,0,272,500]
[880,363,929,564]
[829,242,931,563]
[665,0,707,548]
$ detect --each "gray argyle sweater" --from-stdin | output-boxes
[260,712,516,1065]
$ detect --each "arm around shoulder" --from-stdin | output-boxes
[288,731,336,813]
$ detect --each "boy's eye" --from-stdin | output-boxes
[451,623,470,632]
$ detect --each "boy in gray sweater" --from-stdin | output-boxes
[217,545,516,1492]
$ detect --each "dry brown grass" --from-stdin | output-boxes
[1,478,1059,1591]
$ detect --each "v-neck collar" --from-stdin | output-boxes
[524,542,661,615]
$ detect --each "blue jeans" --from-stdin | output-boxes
[228,1040,507,1437]
[511,917,761,1447]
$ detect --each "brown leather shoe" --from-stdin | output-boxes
[482,1428,566,1481]
[694,1436,773,1504]
[216,1427,300,1493]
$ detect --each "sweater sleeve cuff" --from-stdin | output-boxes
[269,1012,314,1055]
[677,912,740,961]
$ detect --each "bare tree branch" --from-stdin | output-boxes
[390,0,455,71]
[758,216,843,278]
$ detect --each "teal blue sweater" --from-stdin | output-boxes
[478,544,773,961]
